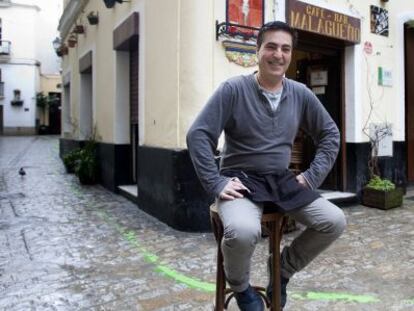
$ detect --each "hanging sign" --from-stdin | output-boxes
[286,0,361,44]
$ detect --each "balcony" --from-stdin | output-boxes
[0,82,4,99]
[0,0,11,7]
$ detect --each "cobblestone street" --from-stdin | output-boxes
[1,136,414,310]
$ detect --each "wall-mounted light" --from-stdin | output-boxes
[52,37,61,51]
[52,37,68,57]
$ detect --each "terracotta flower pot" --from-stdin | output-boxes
[68,35,77,47]
[73,25,84,34]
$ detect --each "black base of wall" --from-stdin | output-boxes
[346,142,407,195]
[137,146,215,232]
[59,138,132,191]
[97,142,132,191]
[60,140,212,231]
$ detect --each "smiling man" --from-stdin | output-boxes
[187,21,346,311]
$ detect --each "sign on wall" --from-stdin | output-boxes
[286,0,361,44]
[370,5,389,37]
[378,67,393,87]
[227,0,264,37]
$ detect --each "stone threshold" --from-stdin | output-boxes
[318,190,358,205]
[118,185,138,203]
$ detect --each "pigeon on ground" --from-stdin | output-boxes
[19,167,26,176]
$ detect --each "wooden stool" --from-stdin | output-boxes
[210,203,286,310]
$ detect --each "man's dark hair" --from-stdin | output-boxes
[257,21,298,50]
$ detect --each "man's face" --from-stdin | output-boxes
[257,30,293,80]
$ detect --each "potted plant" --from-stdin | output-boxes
[73,24,85,34]
[359,52,404,209]
[67,34,77,48]
[360,123,404,209]
[56,44,68,57]
[75,140,98,184]
[63,149,81,173]
[362,175,403,209]
[87,11,99,25]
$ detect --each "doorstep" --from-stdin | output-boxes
[318,190,358,205]
[118,185,138,203]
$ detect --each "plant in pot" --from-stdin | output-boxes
[73,24,85,34]
[360,54,404,209]
[75,140,98,185]
[362,175,403,209]
[63,149,81,174]
[56,44,68,57]
[67,34,77,48]
[361,120,404,210]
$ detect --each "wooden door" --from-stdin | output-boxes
[48,92,61,135]
[0,105,3,134]
[405,25,414,182]
[130,47,139,183]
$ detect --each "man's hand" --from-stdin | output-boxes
[296,173,309,188]
[219,177,251,200]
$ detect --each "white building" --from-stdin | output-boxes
[58,0,414,230]
[0,0,62,135]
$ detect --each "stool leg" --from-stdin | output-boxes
[269,220,282,310]
[215,241,225,310]
[211,215,226,311]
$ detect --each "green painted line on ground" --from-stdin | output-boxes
[156,265,216,292]
[402,299,414,305]
[96,210,212,290]
[291,291,379,303]
[96,206,384,303]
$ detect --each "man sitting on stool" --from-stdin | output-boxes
[186,21,346,311]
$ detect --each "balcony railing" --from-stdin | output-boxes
[0,0,12,7]
[0,40,11,55]
[0,82,4,99]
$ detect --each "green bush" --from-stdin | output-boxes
[366,175,396,192]
[63,149,81,173]
[75,141,98,184]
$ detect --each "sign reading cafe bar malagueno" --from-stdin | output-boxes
[286,0,361,44]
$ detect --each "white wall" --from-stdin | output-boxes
[0,0,62,132]
[1,64,37,127]
[35,0,63,74]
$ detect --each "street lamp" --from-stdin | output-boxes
[52,37,61,52]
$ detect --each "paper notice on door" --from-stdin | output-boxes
[312,86,325,95]
[310,70,328,86]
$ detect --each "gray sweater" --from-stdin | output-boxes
[186,74,340,197]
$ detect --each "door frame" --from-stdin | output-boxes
[405,24,414,182]
[0,105,3,134]
[295,35,347,191]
